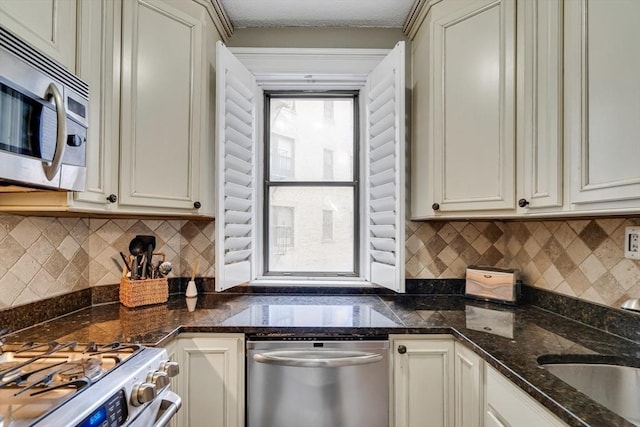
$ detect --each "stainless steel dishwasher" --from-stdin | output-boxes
[247,337,390,427]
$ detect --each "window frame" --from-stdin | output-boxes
[216,41,406,292]
[262,91,360,277]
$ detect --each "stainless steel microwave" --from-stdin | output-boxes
[0,26,89,191]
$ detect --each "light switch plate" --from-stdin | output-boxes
[624,226,640,260]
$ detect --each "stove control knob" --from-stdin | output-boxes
[147,370,170,389]
[131,382,156,406]
[159,361,180,378]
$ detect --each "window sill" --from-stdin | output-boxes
[250,278,377,288]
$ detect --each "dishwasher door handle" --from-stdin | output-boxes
[253,350,383,368]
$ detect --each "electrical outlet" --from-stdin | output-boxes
[625,226,640,260]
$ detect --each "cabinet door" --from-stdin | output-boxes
[120,0,203,211]
[392,335,454,427]
[430,0,516,213]
[517,0,563,212]
[565,0,640,210]
[485,365,566,427]
[175,334,244,427]
[0,0,76,70]
[454,343,483,427]
[72,0,121,211]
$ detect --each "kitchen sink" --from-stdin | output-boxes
[538,355,640,426]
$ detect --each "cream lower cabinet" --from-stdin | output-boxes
[0,0,77,71]
[485,365,566,427]
[454,342,483,427]
[392,337,567,427]
[391,335,455,427]
[173,333,245,427]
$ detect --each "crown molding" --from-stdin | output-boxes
[403,0,442,39]
[194,0,234,41]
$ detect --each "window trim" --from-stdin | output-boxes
[263,91,360,277]
[216,41,406,292]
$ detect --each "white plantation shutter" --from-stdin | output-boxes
[365,42,406,292]
[215,41,260,291]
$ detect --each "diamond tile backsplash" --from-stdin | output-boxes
[405,220,506,278]
[502,218,640,307]
[1,213,639,310]
[0,214,214,309]
[405,217,640,307]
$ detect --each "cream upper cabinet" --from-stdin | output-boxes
[0,0,120,214]
[391,335,454,427]
[71,0,121,211]
[516,0,564,213]
[119,0,204,213]
[564,0,640,213]
[485,364,567,427]
[411,0,640,219]
[173,334,245,427]
[0,0,76,71]
[0,0,219,217]
[411,0,516,218]
[454,342,483,427]
[99,0,218,216]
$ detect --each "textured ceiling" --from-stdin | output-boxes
[219,0,416,28]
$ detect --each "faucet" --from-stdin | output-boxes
[621,298,640,313]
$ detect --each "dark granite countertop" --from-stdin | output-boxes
[4,292,640,427]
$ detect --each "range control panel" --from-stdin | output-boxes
[76,390,128,427]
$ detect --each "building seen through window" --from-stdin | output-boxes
[266,94,356,275]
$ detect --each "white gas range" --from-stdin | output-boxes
[0,341,180,427]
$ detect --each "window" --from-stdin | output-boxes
[322,209,333,241]
[323,148,334,180]
[271,205,294,254]
[215,41,406,292]
[265,94,357,275]
[323,100,334,120]
[271,134,295,179]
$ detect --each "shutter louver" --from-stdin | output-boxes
[365,42,405,292]
[216,41,259,291]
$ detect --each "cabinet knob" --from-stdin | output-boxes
[193,201,201,209]
[397,345,407,354]
[106,194,117,203]
[518,198,530,208]
[432,203,440,211]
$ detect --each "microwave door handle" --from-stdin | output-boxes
[253,350,383,368]
[42,83,67,181]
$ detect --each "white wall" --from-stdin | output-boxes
[227,27,407,48]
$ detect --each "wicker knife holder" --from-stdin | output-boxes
[119,277,168,307]
[119,251,168,307]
